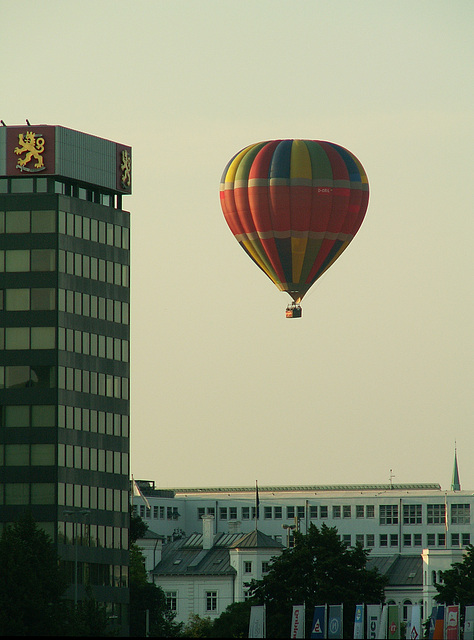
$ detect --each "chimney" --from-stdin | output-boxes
[228,520,242,534]
[202,515,215,550]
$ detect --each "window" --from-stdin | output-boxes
[462,533,471,546]
[366,534,375,547]
[264,507,272,519]
[332,505,341,518]
[427,533,435,546]
[206,591,217,612]
[309,505,317,519]
[380,505,398,525]
[451,533,460,546]
[297,506,305,520]
[229,507,237,520]
[219,507,228,520]
[451,504,470,525]
[244,561,252,573]
[342,534,351,547]
[413,534,422,547]
[403,504,422,525]
[320,506,328,518]
[242,507,250,520]
[379,534,388,547]
[287,506,295,519]
[165,591,177,611]
[390,534,398,547]
[403,534,412,547]
[438,533,446,546]
[343,505,351,518]
[356,505,364,518]
[366,505,375,518]
[262,561,270,573]
[274,506,282,519]
[356,534,364,546]
[427,504,446,525]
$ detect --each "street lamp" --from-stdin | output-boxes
[64,509,90,606]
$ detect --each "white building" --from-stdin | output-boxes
[134,455,470,623]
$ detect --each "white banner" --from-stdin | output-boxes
[366,605,382,639]
[464,605,474,640]
[291,604,305,638]
[406,605,421,640]
[249,605,266,638]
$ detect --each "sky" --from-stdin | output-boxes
[1,1,472,491]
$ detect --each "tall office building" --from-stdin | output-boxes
[0,124,131,631]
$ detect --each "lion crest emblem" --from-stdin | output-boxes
[14,131,46,172]
[120,149,131,189]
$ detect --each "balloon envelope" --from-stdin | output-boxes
[220,139,369,303]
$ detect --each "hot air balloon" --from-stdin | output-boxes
[219,139,369,317]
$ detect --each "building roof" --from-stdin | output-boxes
[368,555,422,586]
[152,529,282,577]
[230,529,284,549]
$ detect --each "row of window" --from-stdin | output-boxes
[0,404,129,437]
[0,482,129,516]
[210,503,470,525]
[58,483,129,514]
[58,366,129,400]
[59,210,130,249]
[138,505,180,520]
[0,326,56,350]
[59,522,128,551]
[59,443,128,476]
[0,287,55,311]
[59,328,129,362]
[0,248,55,272]
[1,443,55,467]
[166,590,219,614]
[59,289,129,324]
[61,559,128,589]
[59,250,129,287]
[0,365,55,389]
[0,209,56,234]
[0,177,122,209]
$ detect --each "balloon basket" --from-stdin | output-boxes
[286,304,302,318]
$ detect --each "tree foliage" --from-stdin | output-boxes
[435,544,474,607]
[0,513,69,635]
[249,523,387,638]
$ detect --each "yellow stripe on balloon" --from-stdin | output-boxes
[291,236,308,283]
[223,144,260,186]
[241,239,281,287]
[290,140,312,180]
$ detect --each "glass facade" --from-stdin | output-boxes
[0,169,130,631]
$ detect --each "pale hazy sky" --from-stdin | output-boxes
[2,1,472,490]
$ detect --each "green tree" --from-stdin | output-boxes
[0,513,69,636]
[210,600,253,638]
[435,544,474,606]
[249,523,387,638]
[181,613,214,638]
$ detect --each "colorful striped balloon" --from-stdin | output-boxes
[220,139,369,305]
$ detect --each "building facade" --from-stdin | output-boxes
[133,477,473,623]
[0,124,131,632]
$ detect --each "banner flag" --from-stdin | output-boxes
[310,605,326,639]
[432,605,444,640]
[366,605,382,639]
[291,604,305,639]
[388,604,400,639]
[131,475,150,509]
[249,605,266,638]
[378,604,388,640]
[353,604,364,639]
[406,605,421,640]
[446,605,459,640]
[328,604,343,639]
[428,606,437,640]
[464,605,474,640]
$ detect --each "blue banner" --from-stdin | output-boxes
[328,605,343,639]
[311,605,326,639]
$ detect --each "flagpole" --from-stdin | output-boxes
[255,480,259,532]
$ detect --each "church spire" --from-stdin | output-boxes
[451,444,461,491]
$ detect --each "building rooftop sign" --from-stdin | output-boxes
[0,124,131,194]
